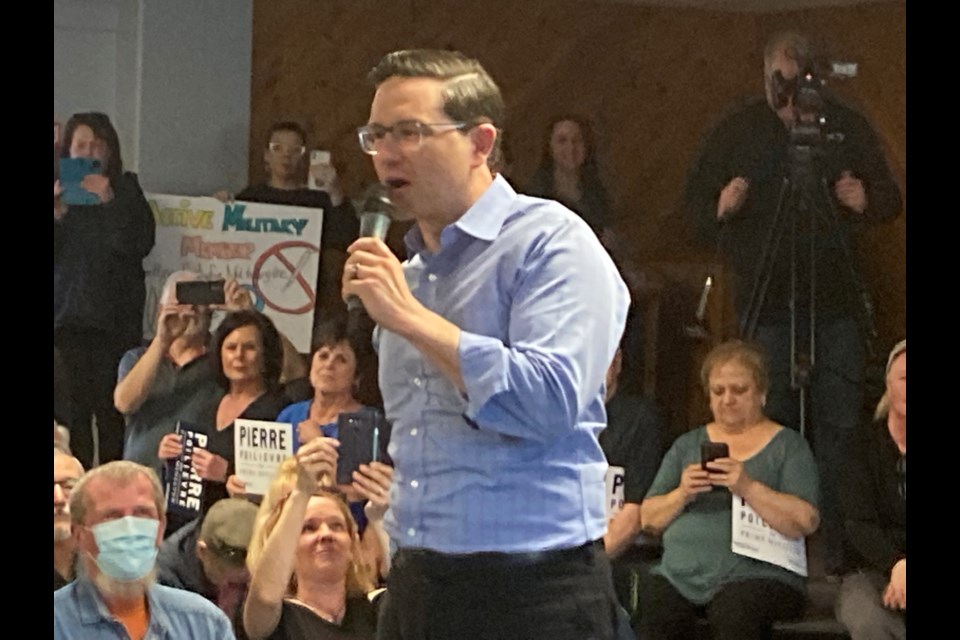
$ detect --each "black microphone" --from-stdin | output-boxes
[346,183,394,314]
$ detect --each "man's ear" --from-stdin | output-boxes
[196,539,208,560]
[469,124,498,168]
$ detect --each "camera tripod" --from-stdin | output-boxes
[737,142,879,437]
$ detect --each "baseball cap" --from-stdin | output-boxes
[200,498,259,566]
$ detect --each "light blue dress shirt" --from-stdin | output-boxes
[54,578,236,639]
[378,175,630,553]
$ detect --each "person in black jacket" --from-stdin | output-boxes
[684,31,902,573]
[836,339,906,639]
[157,497,259,621]
[526,114,612,240]
[217,122,359,319]
[54,112,156,469]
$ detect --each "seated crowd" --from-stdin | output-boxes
[53,330,906,640]
[53,109,904,640]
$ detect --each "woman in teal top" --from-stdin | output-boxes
[639,340,820,640]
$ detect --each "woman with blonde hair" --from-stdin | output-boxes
[241,437,392,640]
[835,339,906,639]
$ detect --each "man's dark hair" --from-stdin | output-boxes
[369,49,505,167]
[211,310,284,391]
[266,121,308,147]
[61,111,124,180]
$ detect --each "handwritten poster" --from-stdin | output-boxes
[142,195,324,352]
[730,495,808,576]
[234,419,295,496]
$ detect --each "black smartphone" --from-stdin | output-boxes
[335,409,392,485]
[176,280,226,306]
[701,441,730,471]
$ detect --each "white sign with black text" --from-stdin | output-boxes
[605,465,626,519]
[730,495,808,576]
[234,419,295,496]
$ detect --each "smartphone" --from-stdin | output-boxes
[308,150,331,190]
[335,409,392,485]
[701,441,730,471]
[59,157,103,205]
[176,280,226,306]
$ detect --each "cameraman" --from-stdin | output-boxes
[684,31,902,574]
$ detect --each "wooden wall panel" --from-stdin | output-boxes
[250,0,906,377]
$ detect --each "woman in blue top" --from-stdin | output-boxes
[271,317,386,580]
[639,340,820,640]
[276,317,368,444]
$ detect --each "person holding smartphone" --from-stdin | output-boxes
[54,112,156,469]
[215,122,359,319]
[638,340,821,640]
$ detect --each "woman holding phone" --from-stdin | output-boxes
[638,340,820,640]
[265,316,388,582]
[240,442,393,640]
[54,111,156,469]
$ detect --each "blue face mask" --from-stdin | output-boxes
[90,516,160,581]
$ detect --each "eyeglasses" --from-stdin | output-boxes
[268,142,307,157]
[357,120,471,155]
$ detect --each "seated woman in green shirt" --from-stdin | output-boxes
[639,340,820,640]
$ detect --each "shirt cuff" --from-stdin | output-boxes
[458,331,507,420]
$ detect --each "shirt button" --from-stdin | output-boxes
[427,273,438,282]
[410,479,419,488]
[407,528,416,537]
[413,377,423,387]
[410,428,418,436]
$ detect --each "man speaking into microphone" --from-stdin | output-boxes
[343,49,629,640]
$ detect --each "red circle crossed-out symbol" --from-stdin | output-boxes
[252,241,318,314]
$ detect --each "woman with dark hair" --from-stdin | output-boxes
[264,316,389,583]
[54,111,156,469]
[158,310,289,513]
[275,316,368,443]
[526,115,612,238]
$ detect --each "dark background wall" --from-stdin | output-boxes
[249,0,905,428]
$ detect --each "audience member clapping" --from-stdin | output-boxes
[639,340,820,640]
[835,339,906,639]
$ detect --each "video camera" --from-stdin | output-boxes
[771,61,858,165]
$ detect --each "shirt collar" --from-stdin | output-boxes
[404,174,517,257]
[75,577,172,634]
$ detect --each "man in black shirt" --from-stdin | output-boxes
[684,31,902,572]
[230,122,360,319]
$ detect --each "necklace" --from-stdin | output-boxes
[287,597,347,625]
